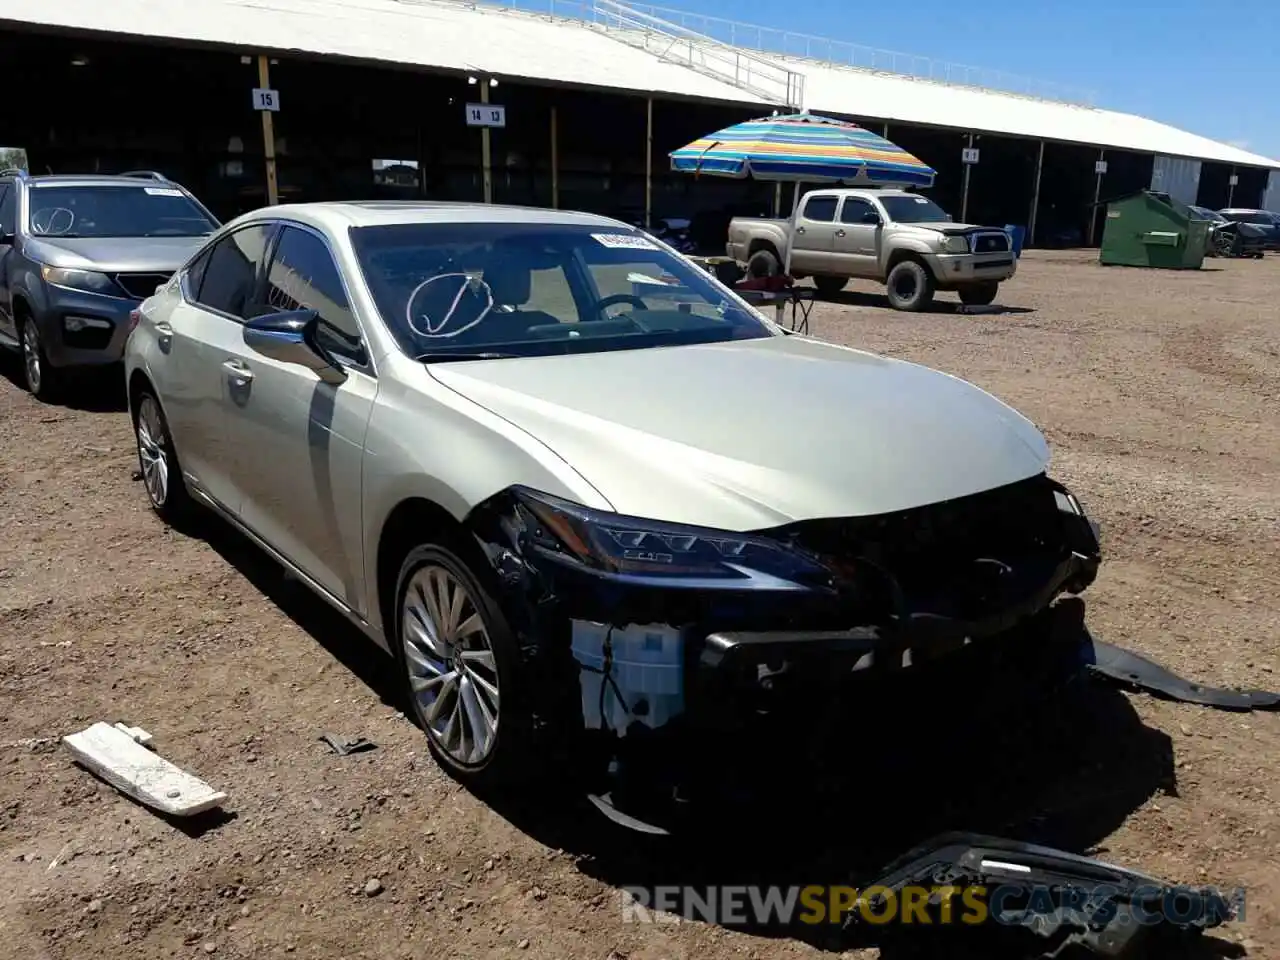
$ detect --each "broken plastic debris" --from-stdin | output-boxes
[319,733,376,756]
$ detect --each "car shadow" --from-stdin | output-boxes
[0,351,127,411]
[183,519,1194,957]
[814,288,1035,316]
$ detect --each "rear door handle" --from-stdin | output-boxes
[222,358,254,383]
[835,229,847,237]
[154,320,173,336]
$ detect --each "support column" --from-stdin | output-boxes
[960,133,974,223]
[1027,140,1045,247]
[256,55,279,206]
[550,106,559,209]
[644,97,653,229]
[882,122,890,138]
[1087,148,1105,246]
[1227,166,1236,207]
[480,80,493,204]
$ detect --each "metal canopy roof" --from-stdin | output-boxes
[2,0,1276,170]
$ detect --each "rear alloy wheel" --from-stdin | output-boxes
[395,544,528,785]
[885,260,936,312]
[747,247,781,279]
[134,391,193,523]
[812,275,847,298]
[958,281,999,307]
[20,319,61,402]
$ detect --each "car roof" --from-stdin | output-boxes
[20,174,187,189]
[239,200,631,234]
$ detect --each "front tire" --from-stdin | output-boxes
[133,389,194,524]
[885,260,936,311]
[958,281,999,307]
[19,318,62,403]
[393,542,529,786]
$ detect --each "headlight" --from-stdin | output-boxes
[41,266,120,296]
[942,235,969,254]
[514,487,833,590]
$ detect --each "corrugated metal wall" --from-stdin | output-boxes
[1150,155,1201,204]
[1266,170,1280,211]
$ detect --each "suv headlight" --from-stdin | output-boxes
[514,487,833,591]
[41,266,120,296]
[942,235,969,254]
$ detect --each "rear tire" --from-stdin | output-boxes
[958,281,999,307]
[885,260,935,312]
[133,388,195,524]
[393,541,530,787]
[747,247,781,279]
[812,275,847,298]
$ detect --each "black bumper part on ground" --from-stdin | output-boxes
[845,832,1235,958]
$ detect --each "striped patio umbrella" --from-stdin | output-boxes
[669,112,935,188]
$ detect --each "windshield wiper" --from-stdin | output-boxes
[414,351,517,363]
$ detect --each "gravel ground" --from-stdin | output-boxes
[1,250,1277,959]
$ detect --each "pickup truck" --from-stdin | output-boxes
[726,188,1017,311]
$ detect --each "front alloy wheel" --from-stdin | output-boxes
[402,561,502,767]
[20,320,59,401]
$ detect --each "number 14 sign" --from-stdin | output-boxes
[465,103,507,128]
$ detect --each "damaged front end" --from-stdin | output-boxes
[466,472,1102,826]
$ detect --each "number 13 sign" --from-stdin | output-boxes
[465,103,506,128]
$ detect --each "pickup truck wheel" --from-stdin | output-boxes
[813,275,846,298]
[958,281,999,307]
[885,260,935,312]
[747,248,781,278]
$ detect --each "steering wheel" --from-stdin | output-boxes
[595,293,649,318]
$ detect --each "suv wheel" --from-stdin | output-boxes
[885,260,936,312]
[958,281,999,307]
[20,319,61,402]
[394,542,529,786]
[133,390,193,523]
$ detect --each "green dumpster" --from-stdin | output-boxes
[1098,190,1209,269]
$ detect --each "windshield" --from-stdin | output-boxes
[349,222,777,360]
[1222,211,1274,226]
[26,184,218,238]
[879,194,951,223]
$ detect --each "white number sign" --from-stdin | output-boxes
[1095,159,1108,175]
[465,103,507,128]
[252,88,280,112]
[961,147,980,165]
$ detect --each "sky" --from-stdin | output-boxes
[633,0,1280,161]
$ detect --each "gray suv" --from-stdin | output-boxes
[0,170,220,400]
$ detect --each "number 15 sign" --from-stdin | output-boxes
[465,103,506,128]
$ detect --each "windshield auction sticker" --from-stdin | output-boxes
[592,233,659,250]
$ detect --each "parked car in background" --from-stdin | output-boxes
[1190,205,1266,258]
[727,188,1017,310]
[124,200,1100,827]
[1216,208,1280,251]
[0,170,219,400]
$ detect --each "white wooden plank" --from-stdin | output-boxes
[62,723,226,817]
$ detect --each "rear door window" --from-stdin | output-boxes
[194,225,273,319]
[0,184,14,236]
[802,196,837,222]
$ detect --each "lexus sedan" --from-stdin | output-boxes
[124,201,1101,822]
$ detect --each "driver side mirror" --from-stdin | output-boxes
[243,308,346,385]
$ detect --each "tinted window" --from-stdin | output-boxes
[195,225,272,319]
[0,185,13,235]
[840,197,878,224]
[1223,211,1272,225]
[802,196,837,222]
[349,222,775,361]
[880,195,950,223]
[266,226,365,363]
[24,184,217,238]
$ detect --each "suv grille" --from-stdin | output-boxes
[972,232,1011,254]
[113,272,172,300]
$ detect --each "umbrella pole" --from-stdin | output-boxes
[778,182,800,325]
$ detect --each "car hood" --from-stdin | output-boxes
[26,235,208,273]
[428,336,1050,531]
[891,221,986,236]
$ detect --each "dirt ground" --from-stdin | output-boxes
[1,249,1278,960]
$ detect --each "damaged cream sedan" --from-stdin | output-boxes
[124,201,1101,822]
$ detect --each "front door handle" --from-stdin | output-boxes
[154,320,173,336]
[834,229,847,237]
[222,358,254,383]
